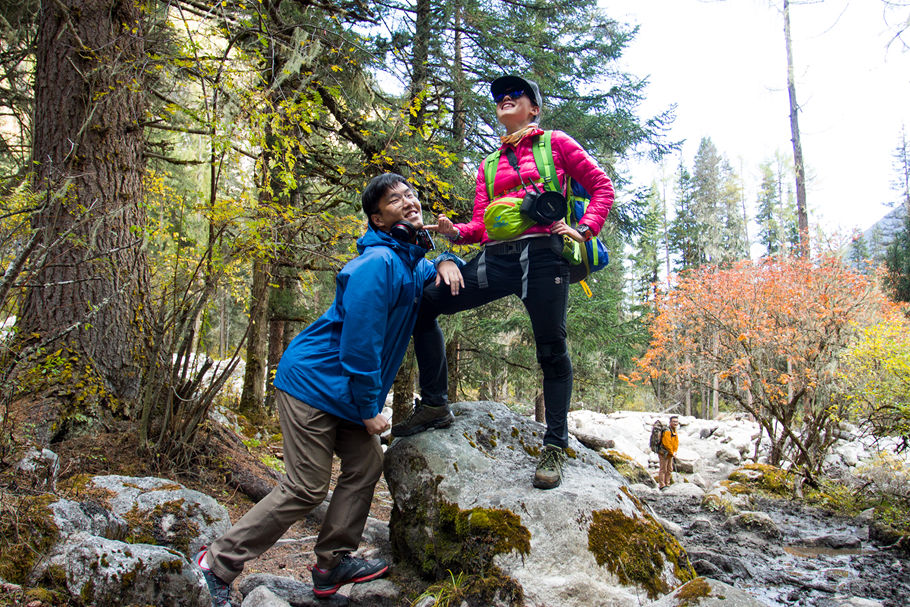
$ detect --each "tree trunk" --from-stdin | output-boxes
[783,0,809,255]
[239,256,270,419]
[392,345,416,421]
[409,0,430,130]
[21,0,150,402]
[446,336,459,403]
[534,391,545,424]
[451,0,465,149]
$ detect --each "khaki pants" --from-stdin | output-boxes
[208,390,383,583]
[658,453,674,487]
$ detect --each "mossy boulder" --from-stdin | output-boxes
[600,448,659,488]
[727,463,793,498]
[385,401,696,607]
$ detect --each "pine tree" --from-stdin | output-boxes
[756,161,782,257]
[630,184,663,301]
[669,160,699,270]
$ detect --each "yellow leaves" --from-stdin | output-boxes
[331,65,342,73]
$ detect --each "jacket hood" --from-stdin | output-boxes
[357,225,428,268]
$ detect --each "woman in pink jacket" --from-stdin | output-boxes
[392,75,614,490]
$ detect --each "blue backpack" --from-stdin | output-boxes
[564,178,610,288]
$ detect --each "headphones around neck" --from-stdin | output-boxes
[390,220,418,244]
[389,220,435,251]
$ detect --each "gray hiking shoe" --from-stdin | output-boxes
[391,401,454,437]
[195,548,232,607]
[533,445,566,489]
[310,554,389,597]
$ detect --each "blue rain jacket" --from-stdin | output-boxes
[274,226,458,424]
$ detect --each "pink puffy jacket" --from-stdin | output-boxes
[453,128,614,245]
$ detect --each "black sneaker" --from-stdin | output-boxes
[533,445,566,489]
[310,554,389,597]
[194,548,232,607]
[390,401,454,437]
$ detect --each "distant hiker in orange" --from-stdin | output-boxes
[658,415,679,489]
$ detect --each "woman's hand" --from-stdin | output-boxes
[550,219,585,243]
[435,260,464,295]
[424,215,458,238]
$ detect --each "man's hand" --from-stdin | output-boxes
[424,214,458,238]
[435,259,464,295]
[363,413,390,436]
[549,219,585,243]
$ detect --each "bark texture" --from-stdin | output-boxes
[22,0,150,401]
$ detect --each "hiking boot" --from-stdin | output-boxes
[194,548,232,607]
[391,400,454,437]
[310,554,389,597]
[533,444,566,489]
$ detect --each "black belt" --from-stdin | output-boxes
[484,235,560,256]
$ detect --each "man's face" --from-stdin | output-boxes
[371,182,424,231]
[669,418,679,431]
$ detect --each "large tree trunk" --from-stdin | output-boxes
[783,0,809,255]
[21,0,149,402]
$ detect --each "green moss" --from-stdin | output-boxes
[728,463,792,497]
[720,479,752,495]
[587,501,696,600]
[673,577,717,605]
[123,498,200,556]
[601,450,655,485]
[393,497,530,579]
[701,493,740,516]
[0,492,59,584]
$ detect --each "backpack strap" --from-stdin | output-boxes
[482,149,502,201]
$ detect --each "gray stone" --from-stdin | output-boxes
[347,578,400,606]
[90,475,231,556]
[16,447,59,490]
[716,446,742,465]
[242,586,292,607]
[38,532,208,606]
[797,534,863,549]
[648,577,768,606]
[723,511,781,540]
[661,482,705,498]
[49,498,128,540]
[385,401,694,607]
[238,573,348,607]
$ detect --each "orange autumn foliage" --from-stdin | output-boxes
[633,256,893,475]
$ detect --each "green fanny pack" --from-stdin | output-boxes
[483,196,535,241]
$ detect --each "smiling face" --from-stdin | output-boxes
[496,91,540,134]
[370,181,424,232]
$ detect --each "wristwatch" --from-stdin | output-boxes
[576,224,593,241]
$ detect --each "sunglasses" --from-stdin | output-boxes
[493,88,528,103]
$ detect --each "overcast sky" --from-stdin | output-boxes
[603,0,910,238]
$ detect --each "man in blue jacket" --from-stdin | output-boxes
[195,173,464,606]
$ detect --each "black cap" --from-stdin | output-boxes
[491,75,542,108]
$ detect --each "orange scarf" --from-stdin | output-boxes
[500,123,540,146]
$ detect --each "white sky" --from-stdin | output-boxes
[603,0,910,237]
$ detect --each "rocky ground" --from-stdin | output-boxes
[642,490,910,607]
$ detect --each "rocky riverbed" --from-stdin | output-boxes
[642,492,909,607]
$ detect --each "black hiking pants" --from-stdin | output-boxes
[413,235,573,448]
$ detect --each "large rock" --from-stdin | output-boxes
[27,473,232,607]
[40,532,209,606]
[648,577,767,606]
[89,475,232,556]
[385,401,696,607]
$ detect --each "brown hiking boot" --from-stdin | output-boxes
[391,401,454,437]
[533,445,566,489]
